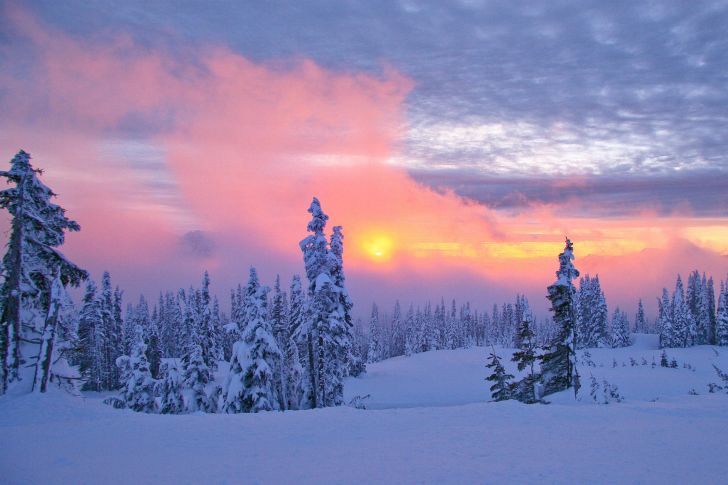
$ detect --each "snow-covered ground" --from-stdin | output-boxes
[2,335,728,484]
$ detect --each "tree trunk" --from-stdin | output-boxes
[307,331,317,409]
[33,292,61,393]
[1,168,27,394]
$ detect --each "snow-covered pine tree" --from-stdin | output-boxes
[391,300,405,357]
[32,269,73,392]
[290,274,316,409]
[299,198,354,407]
[658,288,675,348]
[223,267,281,413]
[576,275,609,348]
[611,306,631,348]
[368,303,382,363]
[486,347,514,402]
[353,317,368,364]
[77,280,105,391]
[405,304,416,356]
[181,344,213,412]
[672,275,691,347]
[540,238,580,397]
[146,319,162,380]
[196,271,218,372]
[270,275,287,409]
[716,280,728,347]
[328,224,359,387]
[156,361,184,414]
[634,299,647,334]
[707,276,717,344]
[116,325,157,413]
[99,273,123,390]
[0,150,87,393]
[695,273,712,345]
[510,308,539,403]
[123,302,136,356]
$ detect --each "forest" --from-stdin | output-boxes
[2,150,728,413]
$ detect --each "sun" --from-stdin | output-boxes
[359,233,394,262]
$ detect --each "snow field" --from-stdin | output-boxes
[2,335,728,484]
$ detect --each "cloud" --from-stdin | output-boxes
[3,3,728,320]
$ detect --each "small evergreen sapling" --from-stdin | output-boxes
[510,314,540,403]
[486,347,514,402]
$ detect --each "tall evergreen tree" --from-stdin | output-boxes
[672,275,690,347]
[368,303,382,363]
[716,280,728,347]
[77,280,105,391]
[658,288,675,348]
[539,238,580,397]
[405,304,416,356]
[0,150,87,393]
[634,299,647,334]
[391,300,405,357]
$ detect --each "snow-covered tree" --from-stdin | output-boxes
[540,238,580,397]
[298,198,354,407]
[510,309,539,403]
[391,300,405,357]
[223,267,281,413]
[0,150,87,393]
[404,304,416,356]
[634,299,647,334]
[658,288,673,348]
[672,275,690,347]
[116,325,156,413]
[181,344,214,412]
[486,348,513,402]
[77,280,105,391]
[368,303,382,363]
[716,280,728,347]
[576,275,609,348]
[610,307,631,348]
[156,361,184,415]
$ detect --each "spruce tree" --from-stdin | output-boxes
[539,238,580,397]
[368,303,382,363]
[156,361,184,414]
[510,311,539,403]
[611,307,631,348]
[181,344,213,412]
[672,275,690,347]
[658,288,674,348]
[634,299,647,334]
[486,348,513,402]
[404,304,416,357]
[78,280,105,391]
[223,268,281,413]
[391,300,405,357]
[116,326,156,413]
[716,280,728,346]
[0,150,87,393]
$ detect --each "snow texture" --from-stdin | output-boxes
[4,335,727,484]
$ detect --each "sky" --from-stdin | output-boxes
[1,0,728,322]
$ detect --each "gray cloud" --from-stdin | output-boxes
[19,0,728,216]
